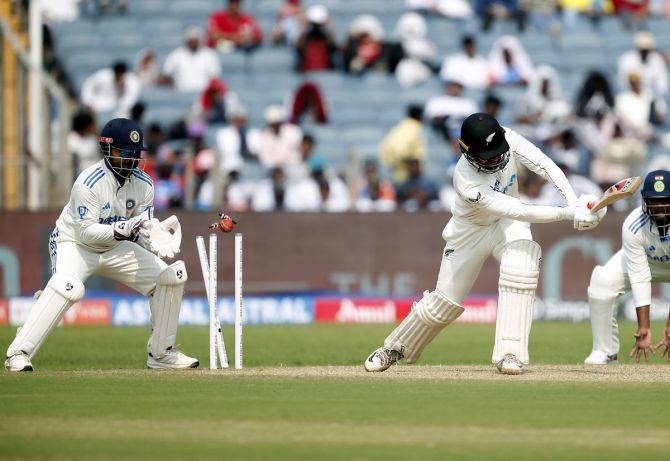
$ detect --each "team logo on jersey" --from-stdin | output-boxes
[126,199,136,210]
[77,205,88,219]
[129,130,140,143]
[654,180,665,192]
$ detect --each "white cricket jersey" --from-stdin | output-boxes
[449,127,577,228]
[54,160,154,252]
[622,207,670,307]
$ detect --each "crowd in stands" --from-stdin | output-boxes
[47,0,670,212]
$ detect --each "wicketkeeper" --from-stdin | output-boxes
[5,118,198,372]
[365,113,606,375]
[585,170,670,365]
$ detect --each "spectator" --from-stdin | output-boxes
[206,0,263,52]
[615,72,655,141]
[134,49,159,88]
[612,0,650,30]
[395,158,439,211]
[483,93,504,120]
[271,0,303,46]
[591,121,647,188]
[299,134,326,175]
[251,167,288,211]
[475,0,527,32]
[424,80,479,155]
[379,105,427,183]
[68,111,99,178]
[515,65,572,133]
[487,35,535,87]
[295,5,337,72]
[355,159,397,212]
[80,61,141,117]
[160,27,222,92]
[545,129,590,176]
[290,81,329,124]
[406,0,474,19]
[194,78,228,124]
[440,36,489,90]
[343,15,404,75]
[252,105,303,168]
[575,70,615,118]
[215,104,254,176]
[617,31,668,118]
[153,154,184,211]
[316,171,352,212]
[394,12,438,87]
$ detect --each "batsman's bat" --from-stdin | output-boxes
[588,176,642,213]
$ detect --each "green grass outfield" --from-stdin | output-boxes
[1,322,670,461]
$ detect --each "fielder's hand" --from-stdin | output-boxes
[113,216,146,242]
[654,327,670,362]
[572,194,606,231]
[629,327,655,363]
[139,215,182,259]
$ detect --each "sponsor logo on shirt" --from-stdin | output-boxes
[492,174,516,194]
[102,202,111,210]
[99,216,127,225]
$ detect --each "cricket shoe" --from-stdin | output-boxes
[496,354,524,375]
[147,347,199,369]
[5,352,34,372]
[584,350,618,365]
[364,347,403,372]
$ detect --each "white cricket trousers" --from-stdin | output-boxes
[435,217,533,302]
[51,237,167,296]
[588,249,670,356]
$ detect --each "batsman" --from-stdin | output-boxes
[585,170,670,365]
[365,113,606,375]
[4,118,198,372]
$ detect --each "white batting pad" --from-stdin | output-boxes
[587,266,620,356]
[148,261,187,358]
[6,273,84,358]
[492,240,541,364]
[385,290,464,363]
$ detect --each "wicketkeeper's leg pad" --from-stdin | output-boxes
[384,290,464,363]
[148,261,187,358]
[6,273,84,358]
[587,265,621,356]
[492,239,541,365]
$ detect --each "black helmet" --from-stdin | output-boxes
[99,118,145,178]
[458,113,510,173]
[641,170,670,236]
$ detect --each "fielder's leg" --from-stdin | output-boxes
[365,290,464,371]
[585,251,627,364]
[492,239,541,375]
[5,273,85,372]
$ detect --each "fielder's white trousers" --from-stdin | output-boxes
[436,217,533,302]
[588,249,670,356]
[51,237,167,296]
